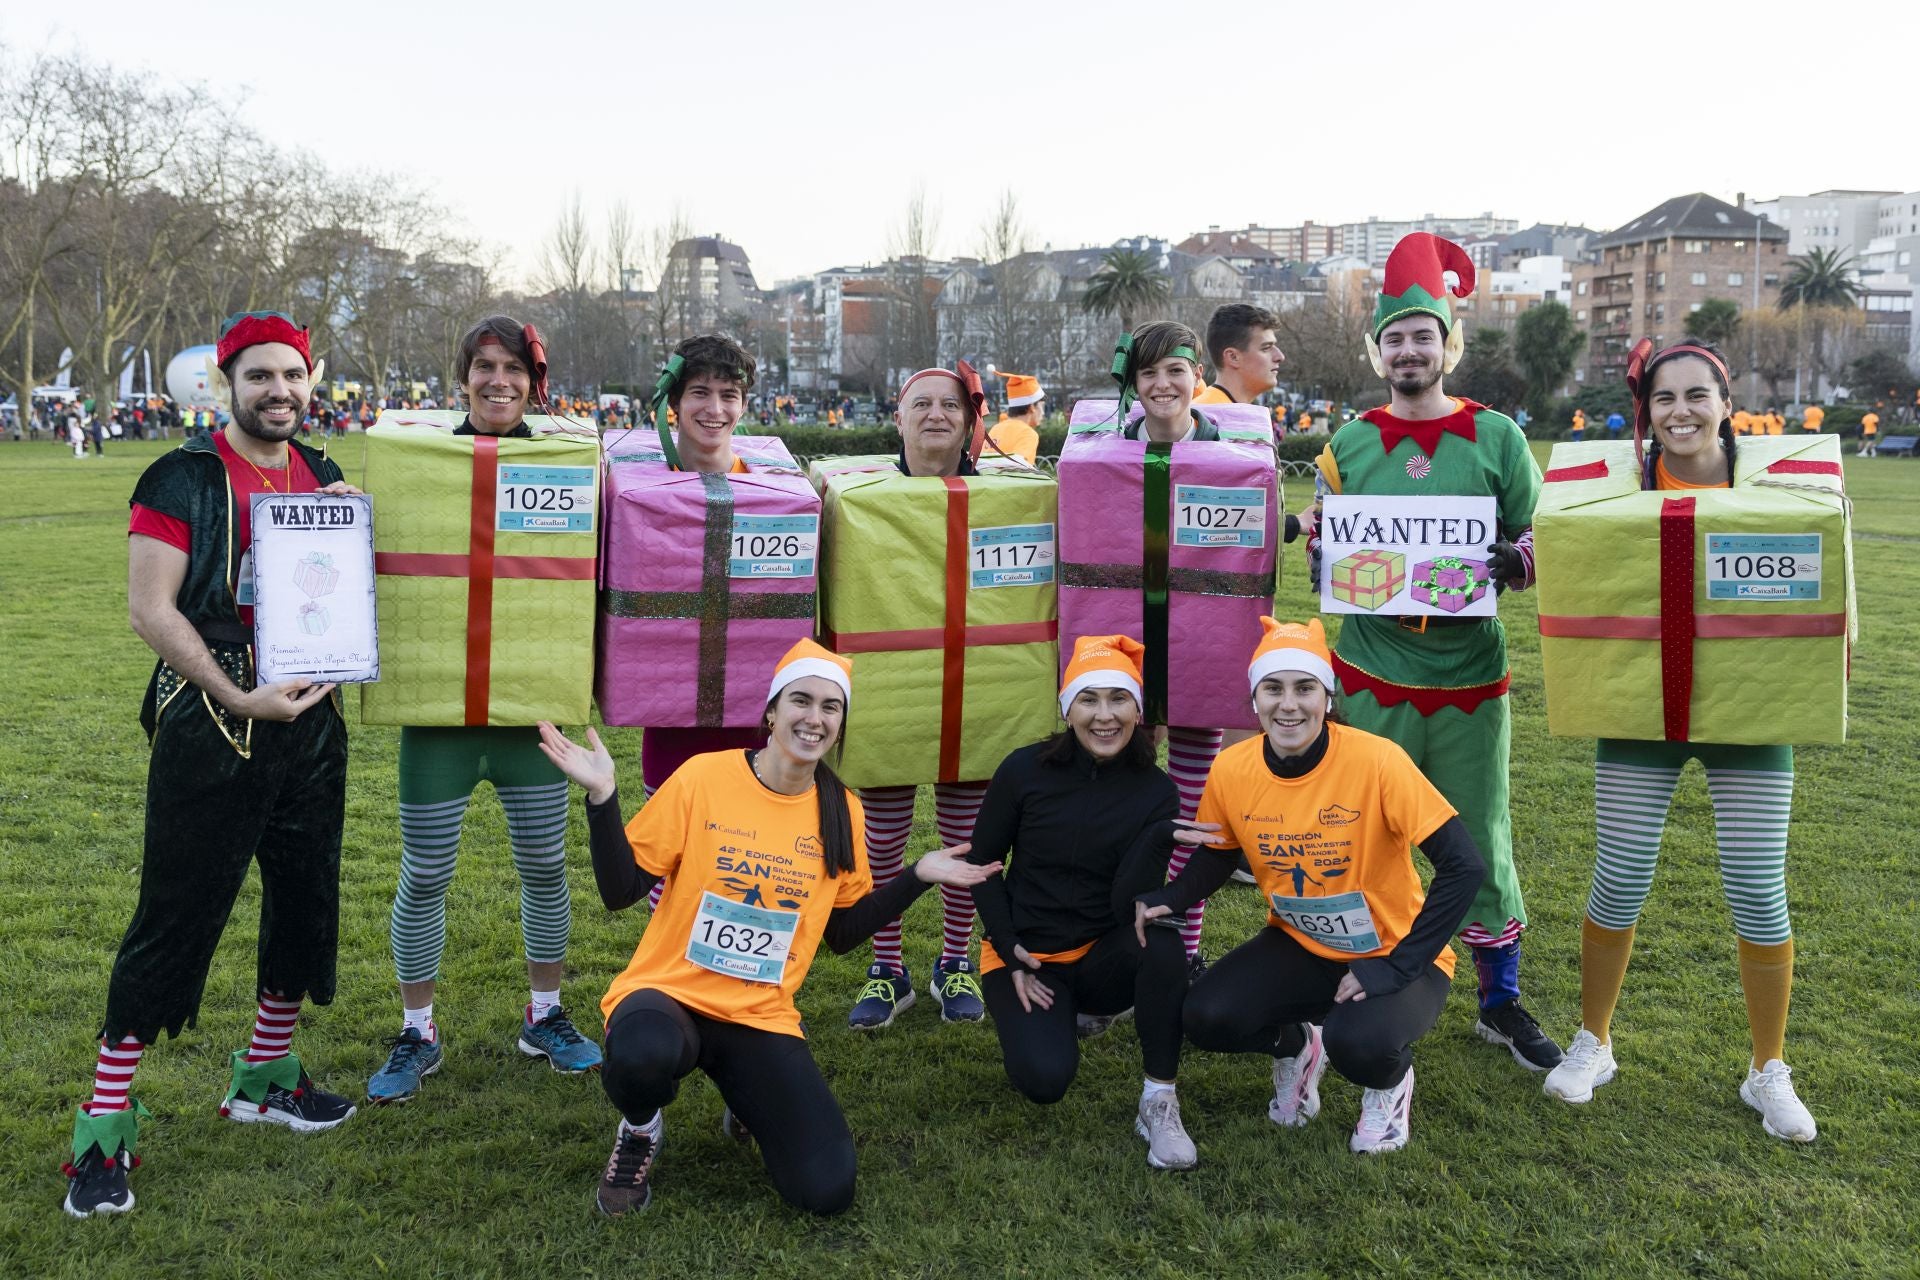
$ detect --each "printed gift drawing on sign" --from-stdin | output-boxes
[250,492,379,683]
[1319,495,1499,617]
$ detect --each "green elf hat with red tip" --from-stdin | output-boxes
[1373,232,1477,338]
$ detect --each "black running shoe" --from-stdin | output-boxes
[1186,950,1211,986]
[1476,999,1565,1071]
[597,1123,658,1216]
[225,1072,357,1132]
[62,1144,135,1219]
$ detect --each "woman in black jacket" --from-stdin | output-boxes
[969,635,1225,1171]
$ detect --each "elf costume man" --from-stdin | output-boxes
[1309,234,1563,1072]
[63,312,358,1220]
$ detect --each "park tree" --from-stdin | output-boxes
[1272,270,1375,409]
[1777,248,1860,310]
[1845,347,1917,404]
[1451,327,1527,415]
[1685,298,1742,349]
[1512,301,1584,422]
[1740,309,1799,408]
[1082,247,1169,333]
[976,190,1046,380]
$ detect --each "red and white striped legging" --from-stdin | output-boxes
[1164,726,1224,959]
[858,782,989,968]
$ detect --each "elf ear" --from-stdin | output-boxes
[309,358,326,388]
[1365,333,1386,380]
[1442,320,1467,375]
[205,358,233,410]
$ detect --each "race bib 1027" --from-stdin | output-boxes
[1173,485,1267,548]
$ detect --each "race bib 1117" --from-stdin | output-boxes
[969,523,1056,589]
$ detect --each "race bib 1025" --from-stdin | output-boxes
[497,465,596,533]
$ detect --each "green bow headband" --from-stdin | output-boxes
[649,355,686,469]
[1109,334,1200,420]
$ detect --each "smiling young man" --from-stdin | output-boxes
[64,313,361,1219]
[1308,233,1563,1072]
[366,316,602,1107]
[1195,305,1285,408]
[843,365,996,1029]
[632,336,773,885]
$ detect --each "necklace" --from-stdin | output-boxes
[234,445,288,492]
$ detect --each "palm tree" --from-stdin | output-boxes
[1081,247,1170,331]
[1777,247,1860,310]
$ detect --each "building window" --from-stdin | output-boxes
[1690,272,1708,285]
[1577,280,1588,295]
[1684,239,1706,253]
[1645,303,1653,318]
[1655,304,1666,321]
[1764,274,1780,286]
[1733,240,1746,251]
[1689,302,1703,312]
[1658,272,1666,287]
[1577,309,1588,321]
[1728,272,1744,286]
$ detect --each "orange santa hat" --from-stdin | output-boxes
[1059,634,1145,716]
[1247,617,1335,694]
[767,638,852,706]
[988,366,1044,408]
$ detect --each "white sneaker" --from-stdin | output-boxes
[1269,1023,1327,1128]
[1350,1066,1414,1155]
[1741,1059,1816,1143]
[1134,1091,1198,1170]
[1543,1029,1617,1104]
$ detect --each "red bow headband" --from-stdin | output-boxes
[216,311,312,371]
[1626,338,1733,467]
[475,324,551,409]
[898,359,988,462]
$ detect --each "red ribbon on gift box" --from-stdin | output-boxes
[822,476,1057,782]
[1538,495,1845,741]
[372,435,596,725]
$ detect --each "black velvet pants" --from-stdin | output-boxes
[102,693,347,1044]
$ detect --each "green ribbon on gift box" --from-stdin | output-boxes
[1142,442,1172,724]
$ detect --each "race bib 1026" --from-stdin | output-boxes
[729,514,818,578]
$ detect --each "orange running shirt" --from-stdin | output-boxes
[599,751,871,1036]
[1195,725,1459,975]
[1192,385,1233,406]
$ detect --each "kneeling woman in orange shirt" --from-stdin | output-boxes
[1137,619,1486,1156]
[537,640,993,1217]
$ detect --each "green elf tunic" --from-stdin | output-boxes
[1316,398,1539,938]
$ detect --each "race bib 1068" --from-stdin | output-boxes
[1705,533,1821,600]
[729,514,818,578]
[970,523,1056,589]
[1268,889,1381,954]
[685,891,799,985]
[1174,485,1267,548]
[497,465,596,533]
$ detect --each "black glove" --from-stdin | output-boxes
[1485,541,1527,592]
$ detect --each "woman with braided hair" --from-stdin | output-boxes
[1542,338,1816,1142]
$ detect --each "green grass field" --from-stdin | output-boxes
[2,434,1917,1279]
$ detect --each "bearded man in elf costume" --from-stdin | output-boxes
[61,313,360,1220]
[1309,233,1564,1071]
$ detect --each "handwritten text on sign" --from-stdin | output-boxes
[1318,495,1499,618]
[251,492,380,683]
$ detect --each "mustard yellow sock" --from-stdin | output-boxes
[1580,917,1636,1044]
[1738,937,1794,1068]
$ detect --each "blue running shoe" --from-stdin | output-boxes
[930,957,986,1023]
[847,963,915,1030]
[517,1006,603,1074]
[367,1027,443,1104]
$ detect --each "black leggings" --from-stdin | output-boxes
[601,990,856,1216]
[980,922,1186,1103]
[1183,926,1451,1089]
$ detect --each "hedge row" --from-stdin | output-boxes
[754,422,1331,464]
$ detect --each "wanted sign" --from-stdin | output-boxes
[250,492,380,683]
[1319,495,1500,618]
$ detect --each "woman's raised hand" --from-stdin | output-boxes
[536,721,616,805]
[1171,819,1227,846]
[911,842,995,888]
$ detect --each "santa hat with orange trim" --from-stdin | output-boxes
[1247,617,1335,694]
[1059,634,1145,715]
[768,638,852,705]
[987,366,1044,408]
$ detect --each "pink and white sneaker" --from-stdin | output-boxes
[1350,1065,1414,1155]
[1269,1024,1328,1128]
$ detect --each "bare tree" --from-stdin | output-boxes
[976,189,1044,377]
[605,198,640,388]
[1741,309,1799,408]
[1273,269,1376,409]
[884,184,942,379]
[642,204,695,372]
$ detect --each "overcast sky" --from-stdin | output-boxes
[10,0,1905,288]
